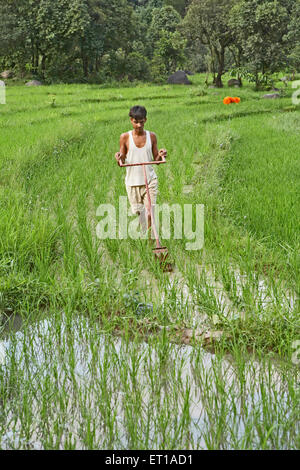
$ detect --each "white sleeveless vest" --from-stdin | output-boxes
[125,130,157,186]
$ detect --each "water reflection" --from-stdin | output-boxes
[0,314,298,449]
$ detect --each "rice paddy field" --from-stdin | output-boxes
[0,74,299,449]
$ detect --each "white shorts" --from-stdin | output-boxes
[126,178,158,215]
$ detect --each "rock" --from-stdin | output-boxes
[0,80,5,87]
[184,70,194,76]
[123,292,153,316]
[136,302,153,316]
[178,328,205,345]
[262,93,280,99]
[228,78,242,88]
[25,80,42,87]
[203,330,225,345]
[167,70,191,85]
[0,70,13,79]
[178,328,226,345]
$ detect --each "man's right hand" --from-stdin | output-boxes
[115,152,124,166]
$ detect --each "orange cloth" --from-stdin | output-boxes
[223,96,241,104]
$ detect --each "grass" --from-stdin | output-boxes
[0,73,299,449]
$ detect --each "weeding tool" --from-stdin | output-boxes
[119,156,173,271]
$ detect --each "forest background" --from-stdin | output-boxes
[0,0,299,89]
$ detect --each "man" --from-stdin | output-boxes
[115,105,167,238]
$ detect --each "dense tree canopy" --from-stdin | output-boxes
[0,0,298,85]
[230,0,292,87]
[183,0,236,87]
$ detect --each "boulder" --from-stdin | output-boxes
[262,93,280,99]
[25,80,42,86]
[0,70,13,79]
[228,78,242,88]
[184,70,194,76]
[167,70,191,85]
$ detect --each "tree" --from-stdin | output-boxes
[153,30,187,75]
[183,0,236,87]
[0,0,136,81]
[0,0,26,70]
[285,0,300,76]
[147,5,182,55]
[163,0,191,16]
[36,0,91,77]
[81,0,134,78]
[0,0,91,78]
[230,0,292,88]
[148,4,182,36]
[147,4,185,79]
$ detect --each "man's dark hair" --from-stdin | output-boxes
[129,105,147,120]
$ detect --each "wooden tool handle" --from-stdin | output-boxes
[119,156,166,167]
[142,164,161,249]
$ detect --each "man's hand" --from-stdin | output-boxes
[157,148,167,163]
[115,152,124,166]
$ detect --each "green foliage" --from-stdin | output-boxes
[42,53,85,84]
[182,0,235,86]
[125,52,151,81]
[0,0,136,81]
[163,0,190,16]
[152,31,187,75]
[98,48,150,82]
[148,4,182,39]
[230,0,292,88]
[0,0,299,84]
[147,4,185,78]
[150,55,168,82]
[0,1,23,54]
[285,0,300,72]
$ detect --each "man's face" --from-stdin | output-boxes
[130,117,147,133]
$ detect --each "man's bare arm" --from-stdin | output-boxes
[115,133,128,165]
[151,132,167,163]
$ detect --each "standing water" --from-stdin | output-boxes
[0,312,299,450]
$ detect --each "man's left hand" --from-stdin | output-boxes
[158,149,167,160]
